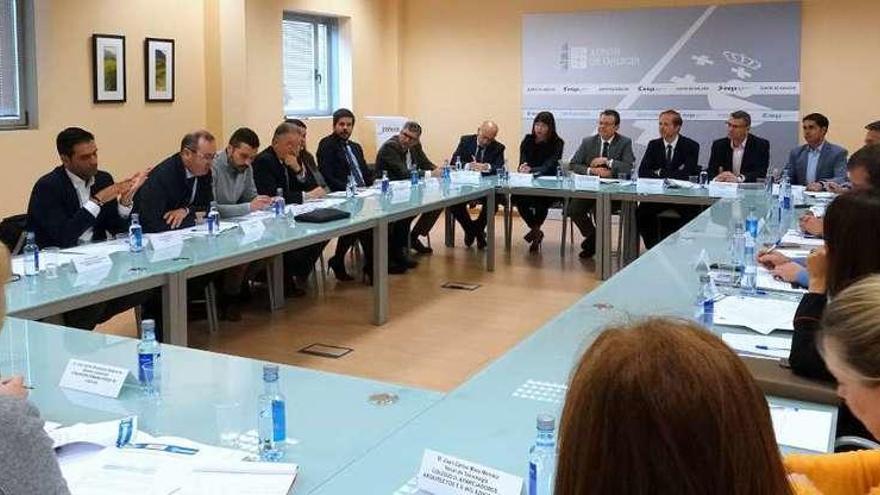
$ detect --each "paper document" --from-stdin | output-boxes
[666,179,697,189]
[49,417,138,449]
[713,295,798,335]
[770,404,834,452]
[781,229,824,247]
[722,333,791,359]
[775,248,811,259]
[804,191,836,200]
[188,221,238,236]
[64,240,131,258]
[179,461,298,495]
[757,267,807,294]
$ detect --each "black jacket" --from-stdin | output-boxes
[638,135,700,180]
[26,166,128,248]
[132,153,213,233]
[375,136,435,181]
[519,134,564,176]
[789,292,833,381]
[707,134,770,183]
[316,134,374,192]
[252,146,318,205]
[450,134,505,176]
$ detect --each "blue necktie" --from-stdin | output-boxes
[345,144,365,186]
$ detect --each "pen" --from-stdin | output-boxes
[756,345,789,351]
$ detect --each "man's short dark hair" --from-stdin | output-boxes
[600,109,621,127]
[730,110,752,128]
[285,118,307,129]
[332,108,355,126]
[803,113,830,130]
[660,109,683,127]
[848,144,880,189]
[56,127,95,157]
[402,121,422,136]
[228,127,260,149]
[866,121,880,132]
[180,130,216,151]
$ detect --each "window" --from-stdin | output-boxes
[0,0,29,129]
[282,13,338,117]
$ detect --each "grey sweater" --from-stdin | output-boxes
[0,396,69,494]
[211,150,259,218]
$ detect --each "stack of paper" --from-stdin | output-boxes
[781,229,824,247]
[769,404,834,452]
[757,267,807,294]
[713,295,798,334]
[722,333,792,360]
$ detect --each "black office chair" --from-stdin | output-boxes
[0,214,28,255]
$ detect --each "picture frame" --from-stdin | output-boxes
[91,34,126,103]
[144,37,175,102]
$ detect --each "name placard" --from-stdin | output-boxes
[59,359,130,398]
[508,172,534,187]
[708,181,739,198]
[391,188,413,204]
[636,178,665,194]
[417,449,523,495]
[147,231,185,251]
[573,173,600,191]
[238,219,267,245]
[71,254,113,273]
[451,171,482,185]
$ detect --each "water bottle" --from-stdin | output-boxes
[556,163,564,183]
[441,159,451,182]
[129,214,144,253]
[699,170,708,187]
[764,174,775,197]
[454,156,463,171]
[730,223,745,268]
[695,274,715,328]
[23,232,39,277]
[781,170,792,211]
[381,171,390,194]
[410,169,419,186]
[273,187,285,218]
[741,230,757,294]
[137,319,161,386]
[208,201,221,236]
[631,163,639,184]
[528,414,556,495]
[258,364,287,461]
[745,207,758,239]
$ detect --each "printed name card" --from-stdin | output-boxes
[148,231,185,251]
[635,178,665,194]
[417,449,523,495]
[708,181,739,198]
[59,359,130,398]
[391,187,413,204]
[451,171,482,185]
[508,172,534,187]
[238,219,267,245]
[71,254,114,273]
[573,173,600,191]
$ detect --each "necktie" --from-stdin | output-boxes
[666,144,673,165]
[476,146,484,163]
[344,144,365,186]
[601,141,609,158]
[186,177,197,205]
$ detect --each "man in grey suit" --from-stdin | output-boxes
[785,113,848,191]
[567,109,635,258]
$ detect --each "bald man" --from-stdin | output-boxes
[448,121,506,249]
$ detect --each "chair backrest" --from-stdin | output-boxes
[0,214,28,255]
[835,435,880,451]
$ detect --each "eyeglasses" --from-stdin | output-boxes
[185,147,217,162]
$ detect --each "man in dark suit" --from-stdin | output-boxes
[567,110,636,258]
[253,120,328,295]
[133,130,216,233]
[785,113,848,191]
[636,110,702,249]
[448,121,505,249]
[708,111,770,183]
[26,127,150,330]
[317,108,375,281]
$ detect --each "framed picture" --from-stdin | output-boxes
[91,34,126,103]
[144,37,175,102]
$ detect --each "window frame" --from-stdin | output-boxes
[0,0,31,130]
[281,12,339,118]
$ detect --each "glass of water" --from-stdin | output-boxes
[42,247,60,279]
[214,401,243,447]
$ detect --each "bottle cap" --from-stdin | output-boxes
[263,364,280,382]
[141,319,156,338]
[536,413,555,431]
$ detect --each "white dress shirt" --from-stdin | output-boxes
[731,137,747,178]
[65,169,131,244]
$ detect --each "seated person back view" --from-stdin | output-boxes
[708,110,770,183]
[786,113,848,191]
[554,318,797,495]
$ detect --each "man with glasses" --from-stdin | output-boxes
[708,111,770,183]
[134,130,216,233]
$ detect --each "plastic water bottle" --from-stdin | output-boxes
[258,364,287,462]
[129,214,144,253]
[741,230,757,294]
[556,163,564,183]
[441,159,451,182]
[410,169,419,186]
[631,163,639,184]
[695,274,715,328]
[745,207,758,239]
[699,170,709,187]
[23,232,39,277]
[207,201,221,236]
[729,223,745,268]
[137,319,161,387]
[454,156,463,171]
[273,187,285,217]
[781,170,793,211]
[528,414,556,495]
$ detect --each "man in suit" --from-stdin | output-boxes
[636,110,702,249]
[448,121,505,249]
[708,111,770,183]
[26,127,151,330]
[133,130,216,233]
[253,121,328,296]
[317,108,375,282]
[376,121,434,270]
[785,113,848,191]
[567,110,636,258]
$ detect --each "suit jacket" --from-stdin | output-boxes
[133,153,213,233]
[26,166,128,248]
[450,134,505,176]
[785,141,848,186]
[569,133,635,176]
[375,136,435,181]
[638,135,700,180]
[316,133,374,192]
[252,146,318,205]
[519,134,564,176]
[707,134,770,183]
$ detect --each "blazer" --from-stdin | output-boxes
[785,141,848,186]
[638,135,701,180]
[569,133,635,177]
[450,134,505,176]
[375,135,435,181]
[252,146,318,205]
[789,292,833,382]
[26,165,128,249]
[132,153,213,233]
[519,134,564,176]
[316,133,374,192]
[707,134,770,183]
